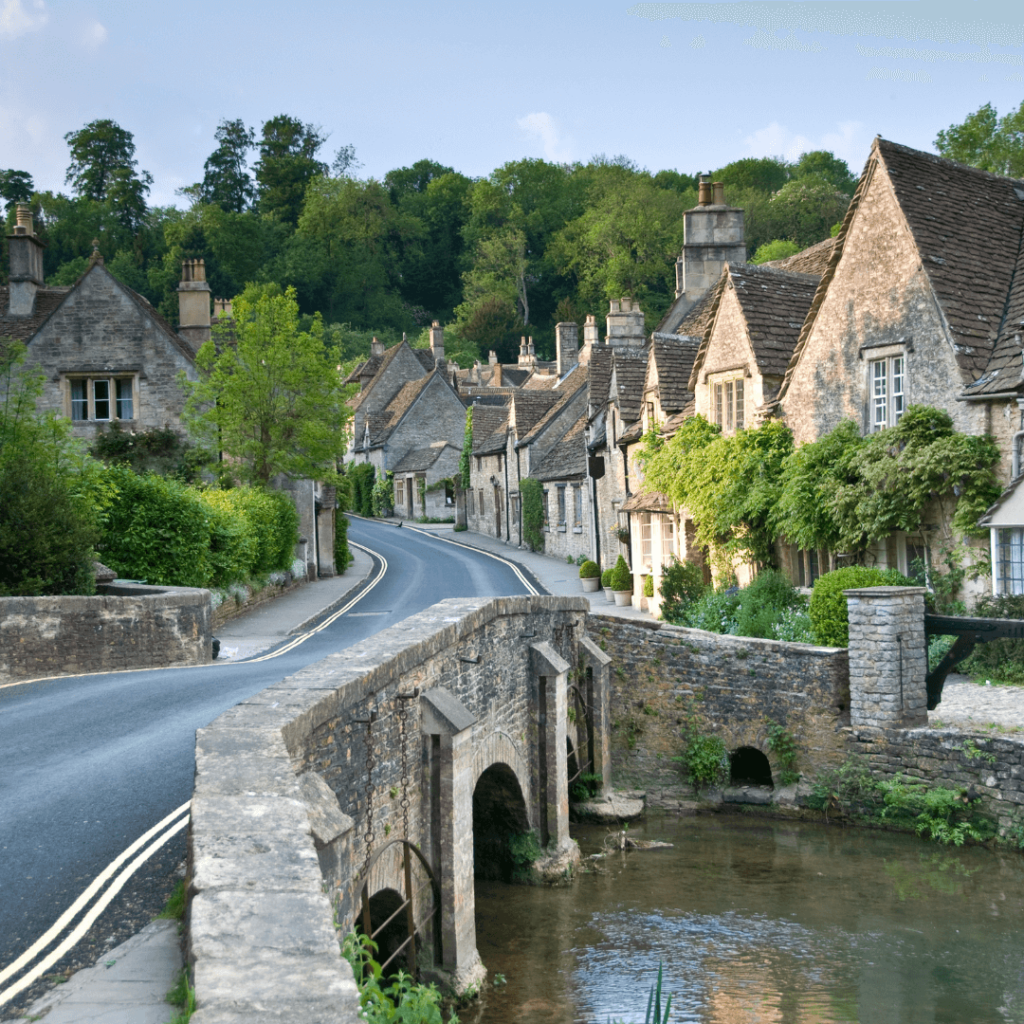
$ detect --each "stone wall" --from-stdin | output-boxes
[0,584,211,683]
[591,614,850,795]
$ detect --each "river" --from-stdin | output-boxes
[462,814,1024,1023]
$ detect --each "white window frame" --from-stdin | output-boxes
[869,354,906,431]
[710,373,745,434]
[65,375,137,423]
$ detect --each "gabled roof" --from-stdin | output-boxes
[648,335,700,413]
[343,353,383,385]
[366,374,433,447]
[620,489,671,512]
[586,346,614,419]
[349,340,422,412]
[412,348,437,372]
[471,404,509,457]
[763,236,837,276]
[516,363,589,447]
[522,371,560,389]
[0,285,72,346]
[392,441,459,474]
[673,283,720,339]
[532,414,587,481]
[509,389,561,438]
[610,350,648,424]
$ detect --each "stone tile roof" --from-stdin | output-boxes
[367,374,432,446]
[673,283,721,338]
[620,489,671,512]
[763,236,837,275]
[349,341,419,412]
[412,348,436,372]
[587,347,614,418]
[0,285,72,348]
[617,420,644,444]
[963,238,1024,396]
[611,350,648,424]
[391,441,457,474]
[877,138,1024,381]
[517,363,589,446]
[343,353,382,385]
[522,371,560,389]
[532,414,587,481]
[649,335,700,413]
[470,405,508,456]
[510,389,562,439]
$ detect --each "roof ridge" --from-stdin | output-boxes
[876,135,1024,188]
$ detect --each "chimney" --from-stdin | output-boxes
[177,258,212,354]
[606,297,645,348]
[370,336,385,358]
[488,350,498,366]
[213,297,233,319]
[698,174,712,206]
[429,320,445,365]
[6,203,45,318]
[527,336,535,362]
[518,335,529,365]
[675,175,745,300]
[556,321,579,377]
[493,362,502,387]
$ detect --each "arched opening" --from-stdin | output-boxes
[730,746,774,788]
[566,736,581,796]
[357,887,407,976]
[472,763,531,882]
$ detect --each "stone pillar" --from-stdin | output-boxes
[6,204,45,318]
[420,689,485,991]
[579,635,613,793]
[177,258,212,354]
[845,586,928,729]
[555,321,579,378]
[530,642,570,850]
[316,485,336,577]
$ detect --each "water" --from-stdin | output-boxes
[464,815,1024,1024]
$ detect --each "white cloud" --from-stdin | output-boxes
[744,29,824,54]
[744,120,868,169]
[82,19,107,49]
[0,0,47,40]
[516,112,575,163]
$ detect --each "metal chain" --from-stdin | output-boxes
[399,696,410,839]
[362,712,375,877]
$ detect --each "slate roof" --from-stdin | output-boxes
[763,236,837,276]
[532,414,587,481]
[0,285,73,347]
[610,350,648,424]
[522,371,560,389]
[392,441,457,474]
[620,489,671,512]
[510,390,561,438]
[648,335,700,413]
[348,341,417,412]
[469,405,508,457]
[412,348,436,372]
[517,363,589,447]
[587,347,614,418]
[877,138,1024,381]
[366,375,432,446]
[343,353,382,385]
[673,283,721,339]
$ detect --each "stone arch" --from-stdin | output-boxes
[357,887,407,974]
[470,729,533,828]
[730,745,774,788]
[472,761,531,881]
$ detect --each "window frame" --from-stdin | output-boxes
[868,353,906,432]
[64,374,138,423]
[710,372,745,434]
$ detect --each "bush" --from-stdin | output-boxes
[198,489,257,587]
[734,569,801,638]
[99,466,212,587]
[658,557,706,623]
[370,473,394,517]
[960,593,1024,683]
[809,565,913,646]
[684,588,741,634]
[521,477,544,551]
[643,574,654,598]
[601,568,613,588]
[771,605,815,643]
[349,462,375,517]
[675,731,729,791]
[609,554,632,591]
[579,559,600,579]
[91,421,206,481]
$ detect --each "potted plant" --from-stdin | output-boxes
[609,555,633,606]
[641,573,655,611]
[600,568,615,603]
[579,559,601,592]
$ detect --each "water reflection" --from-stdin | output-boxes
[464,816,1024,1024]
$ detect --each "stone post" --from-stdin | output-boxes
[845,586,928,729]
[530,642,570,849]
[579,635,613,793]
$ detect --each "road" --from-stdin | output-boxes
[0,518,534,983]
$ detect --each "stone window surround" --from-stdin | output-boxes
[556,485,567,532]
[863,343,908,433]
[63,371,139,423]
[707,366,747,434]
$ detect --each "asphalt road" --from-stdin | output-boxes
[0,518,533,976]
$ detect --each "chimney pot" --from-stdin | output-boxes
[712,181,725,205]
[15,203,33,234]
[698,175,713,206]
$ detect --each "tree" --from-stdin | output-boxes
[711,156,790,194]
[765,176,851,249]
[792,150,858,195]
[935,100,1024,178]
[200,118,256,213]
[750,239,801,264]
[182,285,348,485]
[254,115,328,225]
[64,119,152,230]
[0,169,34,214]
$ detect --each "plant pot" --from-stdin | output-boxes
[603,587,616,604]
[614,590,632,606]
[581,576,601,592]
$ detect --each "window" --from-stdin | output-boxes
[997,529,1024,596]
[870,356,905,431]
[640,513,653,567]
[712,376,744,433]
[67,376,136,422]
[543,490,550,528]
[468,489,475,515]
[646,400,655,426]
[557,486,566,526]
[395,479,405,507]
[573,485,583,525]
[660,515,675,559]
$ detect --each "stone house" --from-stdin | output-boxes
[775,137,1024,591]
[465,401,515,538]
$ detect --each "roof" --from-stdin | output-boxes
[620,489,671,512]
[391,441,458,474]
[470,405,508,456]
[349,340,420,412]
[522,371,560,389]
[877,138,1024,381]
[617,420,644,445]
[366,374,432,446]
[343,353,382,385]
[673,284,720,339]
[532,414,587,481]
[763,236,837,276]
[0,285,72,347]
[412,348,436,372]
[649,335,700,413]
[517,363,589,447]
[610,350,648,424]
[510,389,561,438]
[587,347,614,418]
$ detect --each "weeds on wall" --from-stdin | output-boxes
[673,696,729,792]
[765,720,800,786]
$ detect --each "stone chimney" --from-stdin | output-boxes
[488,350,498,365]
[527,336,536,362]
[370,336,385,358]
[605,297,645,348]
[213,297,233,319]
[6,204,45,318]
[518,336,531,366]
[578,314,600,367]
[429,320,445,365]
[675,176,745,301]
[177,258,212,353]
[555,321,579,377]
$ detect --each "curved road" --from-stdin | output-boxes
[0,518,535,984]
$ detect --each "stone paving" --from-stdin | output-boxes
[928,675,1024,734]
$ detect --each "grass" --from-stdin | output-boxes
[155,880,186,922]
[166,968,195,1023]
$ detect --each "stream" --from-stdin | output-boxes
[462,815,1024,1023]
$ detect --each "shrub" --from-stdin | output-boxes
[198,489,257,587]
[99,466,212,587]
[370,472,394,517]
[771,606,815,643]
[349,462,375,517]
[734,569,801,638]
[601,568,613,588]
[227,487,298,575]
[91,421,206,481]
[643,574,654,598]
[684,588,741,634]
[809,565,913,646]
[521,477,544,551]
[609,554,632,591]
[658,557,706,623]
[579,559,600,579]
[959,592,1024,683]
[675,731,729,791]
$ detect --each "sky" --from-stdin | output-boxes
[1,0,1023,207]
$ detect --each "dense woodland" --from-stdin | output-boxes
[1,116,858,365]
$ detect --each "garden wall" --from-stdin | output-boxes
[0,583,211,683]
[590,614,850,800]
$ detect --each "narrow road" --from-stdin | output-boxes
[0,518,535,981]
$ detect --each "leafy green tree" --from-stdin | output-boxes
[792,150,858,195]
[64,119,152,231]
[711,156,790,194]
[750,239,801,264]
[182,285,348,485]
[935,100,1024,177]
[765,176,851,249]
[200,118,256,212]
[254,115,328,224]
[0,169,34,213]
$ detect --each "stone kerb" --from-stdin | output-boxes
[188,594,588,1023]
[0,584,211,684]
[845,586,928,731]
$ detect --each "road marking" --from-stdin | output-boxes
[403,526,541,596]
[0,808,190,1009]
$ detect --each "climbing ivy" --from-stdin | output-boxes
[459,406,472,490]
[521,476,544,551]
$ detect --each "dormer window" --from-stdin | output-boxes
[712,375,744,433]
[870,356,905,431]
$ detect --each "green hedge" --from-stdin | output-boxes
[226,487,298,575]
[809,566,912,647]
[349,463,375,517]
[521,477,544,551]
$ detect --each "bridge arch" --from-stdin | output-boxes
[472,762,531,881]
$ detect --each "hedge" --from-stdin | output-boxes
[809,565,913,647]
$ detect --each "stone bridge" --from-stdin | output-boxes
[188,595,611,1021]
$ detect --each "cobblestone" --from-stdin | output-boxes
[928,675,1024,734]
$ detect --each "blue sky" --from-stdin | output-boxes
[1,0,1022,207]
